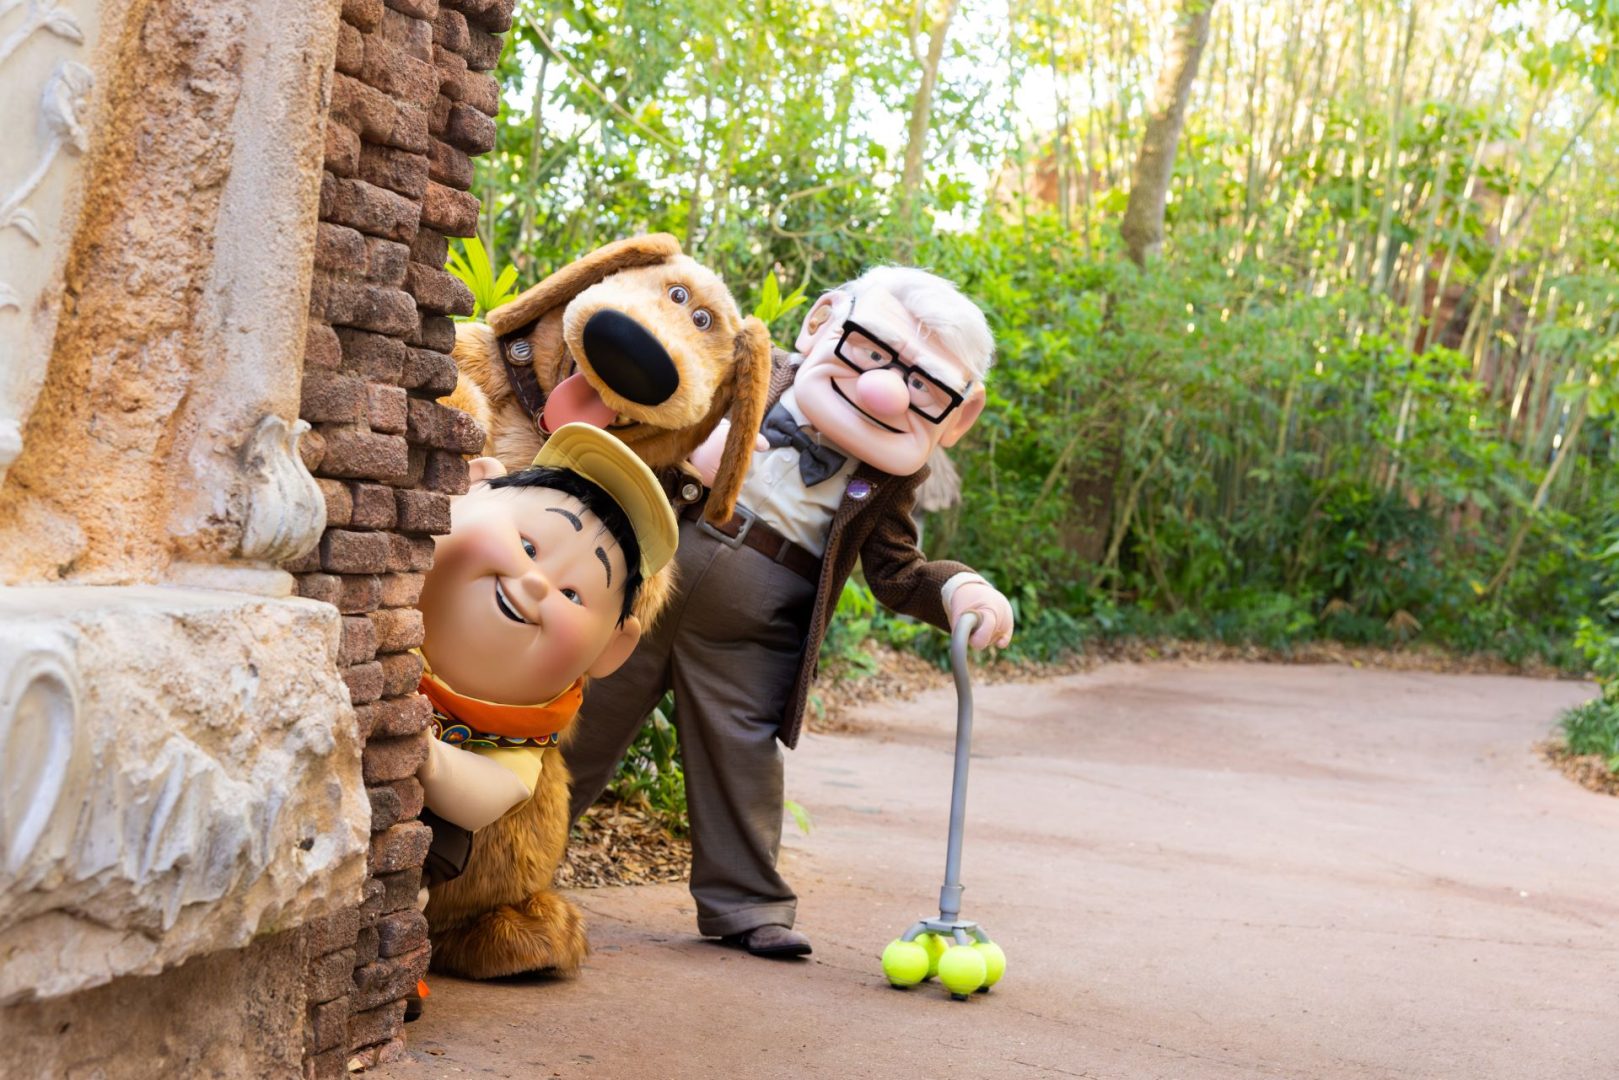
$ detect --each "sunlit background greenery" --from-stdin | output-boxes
[458,1,1619,787]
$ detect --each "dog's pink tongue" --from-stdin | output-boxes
[542,372,618,432]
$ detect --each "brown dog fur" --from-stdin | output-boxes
[427,236,769,979]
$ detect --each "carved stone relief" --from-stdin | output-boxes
[0,0,97,488]
[0,586,368,1004]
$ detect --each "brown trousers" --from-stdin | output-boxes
[567,516,817,936]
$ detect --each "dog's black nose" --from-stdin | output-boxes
[580,310,680,406]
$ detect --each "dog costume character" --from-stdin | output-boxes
[565,268,1016,957]
[427,237,770,979]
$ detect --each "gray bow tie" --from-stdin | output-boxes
[761,403,847,486]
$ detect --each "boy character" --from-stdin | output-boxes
[413,422,678,880]
[565,267,1015,957]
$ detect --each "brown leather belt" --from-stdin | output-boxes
[682,504,821,583]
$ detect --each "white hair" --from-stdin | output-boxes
[841,266,995,384]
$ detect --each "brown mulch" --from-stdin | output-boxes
[807,636,1581,735]
[1541,742,1619,798]
[560,800,691,890]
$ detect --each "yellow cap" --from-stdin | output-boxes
[531,423,678,577]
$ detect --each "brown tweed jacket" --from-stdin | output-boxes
[736,350,971,748]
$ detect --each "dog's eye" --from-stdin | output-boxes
[692,308,713,331]
[668,285,689,305]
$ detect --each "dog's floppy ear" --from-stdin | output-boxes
[486,233,682,337]
[704,316,773,524]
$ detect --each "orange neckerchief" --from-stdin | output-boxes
[417,661,583,741]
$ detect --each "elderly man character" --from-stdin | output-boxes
[566,266,1015,957]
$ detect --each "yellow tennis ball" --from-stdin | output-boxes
[973,940,1006,987]
[917,932,947,977]
[881,939,930,987]
[936,943,988,996]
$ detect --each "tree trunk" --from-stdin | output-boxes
[898,0,963,227]
[1120,0,1215,266]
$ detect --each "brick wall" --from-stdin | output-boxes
[289,0,513,1073]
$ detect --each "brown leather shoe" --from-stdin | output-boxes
[720,924,812,958]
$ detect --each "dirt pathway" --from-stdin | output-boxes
[386,662,1614,1079]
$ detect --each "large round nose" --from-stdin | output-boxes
[580,310,680,406]
[855,367,910,420]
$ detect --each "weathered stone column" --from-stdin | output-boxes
[0,2,370,1076]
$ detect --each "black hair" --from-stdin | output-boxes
[486,465,644,625]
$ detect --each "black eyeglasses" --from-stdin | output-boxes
[831,301,971,424]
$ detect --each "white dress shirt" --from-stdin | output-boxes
[733,385,988,606]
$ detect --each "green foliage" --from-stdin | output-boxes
[752,270,809,342]
[445,235,519,320]
[606,697,687,835]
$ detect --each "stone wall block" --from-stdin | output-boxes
[305,947,357,1004]
[348,483,399,530]
[336,328,407,383]
[410,225,451,270]
[401,347,459,395]
[367,821,431,874]
[323,531,392,577]
[461,25,504,70]
[321,280,420,337]
[421,449,471,495]
[335,21,366,76]
[348,1000,407,1053]
[315,222,368,275]
[361,34,441,109]
[337,575,384,616]
[433,8,469,51]
[338,615,380,666]
[352,943,430,1011]
[325,120,362,178]
[379,7,434,61]
[317,429,412,483]
[375,910,429,958]
[304,908,363,957]
[365,776,425,832]
[343,0,385,33]
[407,397,487,453]
[369,607,426,653]
[394,489,451,534]
[378,648,425,695]
[364,236,412,287]
[410,313,458,353]
[367,383,410,435]
[368,694,431,737]
[345,662,385,706]
[306,324,343,372]
[405,261,474,316]
[442,101,497,154]
[321,174,422,243]
[363,734,428,785]
[358,144,431,201]
[420,181,479,236]
[385,533,437,573]
[426,137,474,190]
[301,371,369,424]
[330,73,430,153]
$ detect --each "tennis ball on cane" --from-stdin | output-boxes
[881,939,930,987]
[936,943,988,996]
[973,941,1006,988]
[917,932,947,977]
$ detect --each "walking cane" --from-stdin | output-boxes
[879,612,1006,999]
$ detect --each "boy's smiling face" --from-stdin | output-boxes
[418,465,642,706]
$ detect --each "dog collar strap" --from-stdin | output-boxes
[499,332,551,434]
[417,666,583,742]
